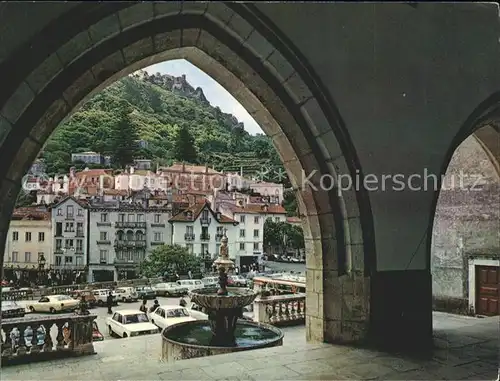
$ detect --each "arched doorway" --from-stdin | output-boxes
[0,3,375,345]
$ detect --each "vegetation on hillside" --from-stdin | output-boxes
[41,72,284,180]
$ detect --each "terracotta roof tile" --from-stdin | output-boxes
[223,203,286,215]
[286,216,301,223]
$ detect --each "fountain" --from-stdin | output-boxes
[161,230,283,361]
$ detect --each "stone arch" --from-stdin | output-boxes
[427,92,500,270]
[0,3,375,343]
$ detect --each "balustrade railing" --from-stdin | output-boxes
[253,293,306,326]
[1,313,96,365]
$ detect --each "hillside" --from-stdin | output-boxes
[41,70,283,178]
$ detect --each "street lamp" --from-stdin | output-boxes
[37,254,46,285]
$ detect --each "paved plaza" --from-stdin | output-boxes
[1,312,498,380]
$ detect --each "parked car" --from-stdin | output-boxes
[136,286,156,300]
[70,289,97,307]
[106,309,159,338]
[92,320,104,341]
[114,287,138,303]
[152,282,187,297]
[148,306,196,329]
[27,295,80,314]
[228,275,248,287]
[1,300,26,319]
[201,276,218,288]
[186,302,209,320]
[92,289,118,306]
[176,279,204,291]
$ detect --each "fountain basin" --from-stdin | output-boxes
[161,320,284,362]
[189,287,258,309]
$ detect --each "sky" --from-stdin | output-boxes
[145,60,263,135]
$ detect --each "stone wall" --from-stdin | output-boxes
[431,134,500,314]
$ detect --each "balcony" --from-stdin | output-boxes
[97,221,111,227]
[151,223,165,228]
[150,242,164,246]
[65,215,74,220]
[115,221,147,229]
[114,240,147,248]
[114,258,141,264]
[184,233,195,241]
[0,313,96,365]
[200,234,210,241]
[96,240,111,245]
[200,217,211,226]
[76,231,84,237]
[253,293,306,326]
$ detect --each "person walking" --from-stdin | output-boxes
[106,291,114,315]
[139,298,148,313]
[149,299,160,313]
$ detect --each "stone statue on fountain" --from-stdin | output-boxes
[213,229,234,296]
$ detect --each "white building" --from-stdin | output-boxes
[217,202,287,267]
[169,202,239,260]
[71,151,104,165]
[87,200,172,282]
[3,207,52,269]
[51,197,89,271]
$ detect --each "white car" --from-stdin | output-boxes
[27,295,80,314]
[201,276,218,288]
[115,287,138,303]
[148,306,196,330]
[106,309,159,338]
[187,302,208,320]
[92,289,118,306]
[152,282,187,297]
[177,279,204,291]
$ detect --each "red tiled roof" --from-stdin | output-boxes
[286,216,301,224]
[223,203,286,215]
[169,201,238,224]
[12,206,50,221]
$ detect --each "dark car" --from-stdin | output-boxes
[1,300,26,319]
[136,286,156,299]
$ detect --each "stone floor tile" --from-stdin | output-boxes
[382,369,444,380]
[373,355,425,372]
[250,365,302,380]
[285,359,338,375]
[347,362,395,380]
[200,361,253,379]
[158,368,215,380]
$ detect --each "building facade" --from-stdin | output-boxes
[87,201,172,282]
[51,197,89,271]
[170,203,239,260]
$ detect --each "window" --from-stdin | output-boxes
[128,214,135,222]
[201,210,209,219]
[55,256,62,266]
[65,239,74,249]
[137,214,144,222]
[275,217,280,223]
[66,205,74,217]
[38,232,45,242]
[56,239,62,250]
[154,214,161,223]
[57,208,62,216]
[11,251,18,262]
[24,252,31,263]
[239,242,245,251]
[55,222,62,236]
[216,244,220,255]
[12,231,18,241]
[100,213,108,222]
[201,243,208,255]
[253,229,259,238]
[240,215,245,223]
[118,214,125,222]
[75,256,83,266]
[65,256,73,264]
[77,209,83,216]
[100,250,107,263]
[239,229,245,238]
[76,240,83,251]
[76,222,83,235]
[154,232,162,242]
[253,242,260,251]
[254,216,260,224]
[65,222,74,232]
[186,243,193,254]
[186,226,194,234]
[100,232,108,240]
[25,232,31,242]
[216,226,223,235]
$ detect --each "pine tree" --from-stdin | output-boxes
[110,110,139,168]
[172,125,198,163]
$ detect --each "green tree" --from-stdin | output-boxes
[283,190,298,216]
[172,125,198,163]
[110,111,139,168]
[140,244,202,278]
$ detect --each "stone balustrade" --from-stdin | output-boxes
[253,293,306,326]
[1,277,163,301]
[0,313,97,365]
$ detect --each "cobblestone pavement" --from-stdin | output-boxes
[2,313,498,380]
